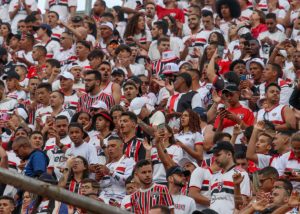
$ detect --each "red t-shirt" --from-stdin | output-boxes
[251,24,267,39]
[156,5,185,23]
[214,104,255,129]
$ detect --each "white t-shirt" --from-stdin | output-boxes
[9,0,38,33]
[65,142,99,164]
[174,131,204,162]
[0,2,10,23]
[45,0,77,22]
[189,167,213,210]
[172,194,196,214]
[148,37,183,61]
[210,166,251,214]
[99,156,135,203]
[151,144,183,184]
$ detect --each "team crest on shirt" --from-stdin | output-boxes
[217,182,223,191]
[151,192,160,199]
[237,114,244,119]
[272,113,277,116]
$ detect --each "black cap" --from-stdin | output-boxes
[38,173,58,184]
[198,208,219,214]
[212,141,235,155]
[111,68,125,76]
[166,165,190,178]
[0,47,7,56]
[222,83,239,94]
[3,70,20,80]
[36,24,52,36]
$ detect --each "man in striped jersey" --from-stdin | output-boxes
[130,160,174,214]
[77,70,114,113]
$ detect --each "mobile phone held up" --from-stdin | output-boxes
[217,45,224,58]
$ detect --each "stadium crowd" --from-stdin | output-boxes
[0,0,300,213]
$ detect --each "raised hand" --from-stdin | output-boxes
[232,172,244,186]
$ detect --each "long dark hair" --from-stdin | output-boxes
[1,22,13,46]
[30,197,55,214]
[179,109,201,133]
[124,14,145,38]
[67,156,89,182]
[166,125,176,145]
[199,42,218,74]
[113,6,125,22]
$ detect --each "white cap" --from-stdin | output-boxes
[59,71,74,81]
[162,63,179,74]
[68,63,82,71]
[161,50,178,63]
[91,100,108,111]
[278,50,287,58]
[129,97,149,115]
[99,22,114,31]
[178,157,198,168]
[16,107,28,120]
[246,58,265,72]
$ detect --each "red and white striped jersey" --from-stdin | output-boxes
[130,183,174,213]
[210,166,251,214]
[99,156,135,203]
[67,179,82,194]
[123,137,146,162]
[76,91,115,113]
[151,144,183,184]
[189,167,213,211]
[256,104,286,125]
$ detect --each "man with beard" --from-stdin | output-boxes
[45,115,72,180]
[257,83,296,131]
[167,166,196,214]
[77,70,114,113]
[119,112,146,162]
[181,14,207,60]
[210,141,251,214]
[99,61,121,104]
[130,160,174,213]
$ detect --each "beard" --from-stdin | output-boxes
[174,178,185,187]
[85,84,95,93]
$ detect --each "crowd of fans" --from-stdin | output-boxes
[0,0,300,213]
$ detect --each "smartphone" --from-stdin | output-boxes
[217,103,226,111]
[157,123,166,130]
[217,45,224,58]
[240,74,247,81]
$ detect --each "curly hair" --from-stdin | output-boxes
[124,13,145,39]
[180,109,201,133]
[216,0,241,19]
[208,31,226,46]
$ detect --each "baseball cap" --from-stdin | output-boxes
[37,24,52,34]
[93,111,115,130]
[129,97,149,115]
[100,22,114,31]
[277,50,287,58]
[162,63,179,75]
[199,208,219,214]
[212,141,235,155]
[3,70,20,80]
[161,50,178,63]
[15,107,28,121]
[166,165,190,178]
[59,71,74,81]
[38,173,58,185]
[246,58,265,72]
[68,63,83,71]
[222,84,239,94]
[91,100,108,111]
[178,157,198,168]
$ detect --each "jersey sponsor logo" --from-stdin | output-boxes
[174,204,186,211]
